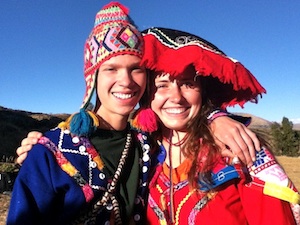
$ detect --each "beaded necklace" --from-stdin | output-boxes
[88,131,132,225]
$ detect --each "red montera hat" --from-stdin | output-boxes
[141,27,266,109]
[131,27,266,132]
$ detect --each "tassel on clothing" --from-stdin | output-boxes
[58,109,99,137]
[131,108,158,132]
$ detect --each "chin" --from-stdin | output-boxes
[118,107,135,116]
[165,124,186,131]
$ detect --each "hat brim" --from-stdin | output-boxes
[141,27,266,108]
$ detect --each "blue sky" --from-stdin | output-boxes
[1,1,299,123]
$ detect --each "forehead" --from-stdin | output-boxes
[100,54,142,67]
[154,66,197,81]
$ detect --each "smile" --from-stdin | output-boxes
[113,92,135,99]
[164,107,187,114]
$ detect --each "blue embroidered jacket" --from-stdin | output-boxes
[7,127,151,225]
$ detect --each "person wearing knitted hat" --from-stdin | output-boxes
[131,27,299,224]
[8,2,270,225]
[7,2,148,224]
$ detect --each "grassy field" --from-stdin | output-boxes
[276,156,300,191]
[1,156,299,224]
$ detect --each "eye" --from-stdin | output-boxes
[156,84,167,89]
[182,81,197,89]
[155,81,170,90]
[131,66,146,73]
[104,67,116,71]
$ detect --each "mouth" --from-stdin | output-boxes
[163,107,188,114]
[112,92,136,100]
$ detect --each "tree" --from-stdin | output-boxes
[270,117,299,156]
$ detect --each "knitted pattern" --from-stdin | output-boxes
[82,2,144,108]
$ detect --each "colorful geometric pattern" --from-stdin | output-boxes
[80,2,143,108]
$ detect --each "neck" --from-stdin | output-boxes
[161,128,188,168]
[162,128,187,143]
[95,108,129,131]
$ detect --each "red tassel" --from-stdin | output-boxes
[131,108,158,132]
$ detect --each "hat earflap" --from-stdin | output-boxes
[131,107,158,133]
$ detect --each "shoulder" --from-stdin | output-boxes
[247,147,300,204]
[25,128,75,163]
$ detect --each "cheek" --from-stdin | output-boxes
[135,74,147,90]
[150,93,162,115]
[190,95,202,115]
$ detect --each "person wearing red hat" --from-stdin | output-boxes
[8,3,267,225]
[131,27,299,225]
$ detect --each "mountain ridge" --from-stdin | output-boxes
[0,106,299,160]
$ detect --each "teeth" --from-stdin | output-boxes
[113,93,134,99]
[164,108,185,114]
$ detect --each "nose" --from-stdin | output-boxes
[118,69,133,87]
[169,83,182,103]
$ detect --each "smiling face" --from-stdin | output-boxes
[95,54,146,125]
[150,67,202,132]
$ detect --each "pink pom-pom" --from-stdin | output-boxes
[131,108,158,132]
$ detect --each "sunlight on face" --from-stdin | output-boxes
[95,54,146,120]
[151,67,202,131]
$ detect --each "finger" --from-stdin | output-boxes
[15,152,28,165]
[20,137,39,147]
[215,138,235,160]
[245,129,261,151]
[214,134,247,164]
[16,144,33,156]
[242,129,261,162]
[220,149,235,159]
[28,131,43,139]
[238,132,256,164]
[217,126,249,165]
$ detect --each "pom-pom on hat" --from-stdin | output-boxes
[131,27,266,132]
[81,2,144,109]
[141,27,266,109]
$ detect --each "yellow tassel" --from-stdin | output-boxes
[58,110,99,131]
[86,110,100,127]
[58,114,74,130]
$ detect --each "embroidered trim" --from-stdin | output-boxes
[38,136,94,202]
[207,109,228,123]
[199,165,240,191]
[174,189,196,225]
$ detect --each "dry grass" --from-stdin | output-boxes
[276,156,300,190]
[0,194,10,225]
[1,156,299,225]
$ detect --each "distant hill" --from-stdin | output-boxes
[293,123,300,131]
[234,113,273,130]
[1,106,298,160]
[0,106,69,161]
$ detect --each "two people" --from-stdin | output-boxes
[10,2,298,225]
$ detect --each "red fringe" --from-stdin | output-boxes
[141,33,266,108]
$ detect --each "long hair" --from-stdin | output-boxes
[181,77,222,188]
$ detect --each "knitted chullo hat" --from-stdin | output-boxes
[131,27,266,132]
[82,1,144,109]
[59,2,144,136]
